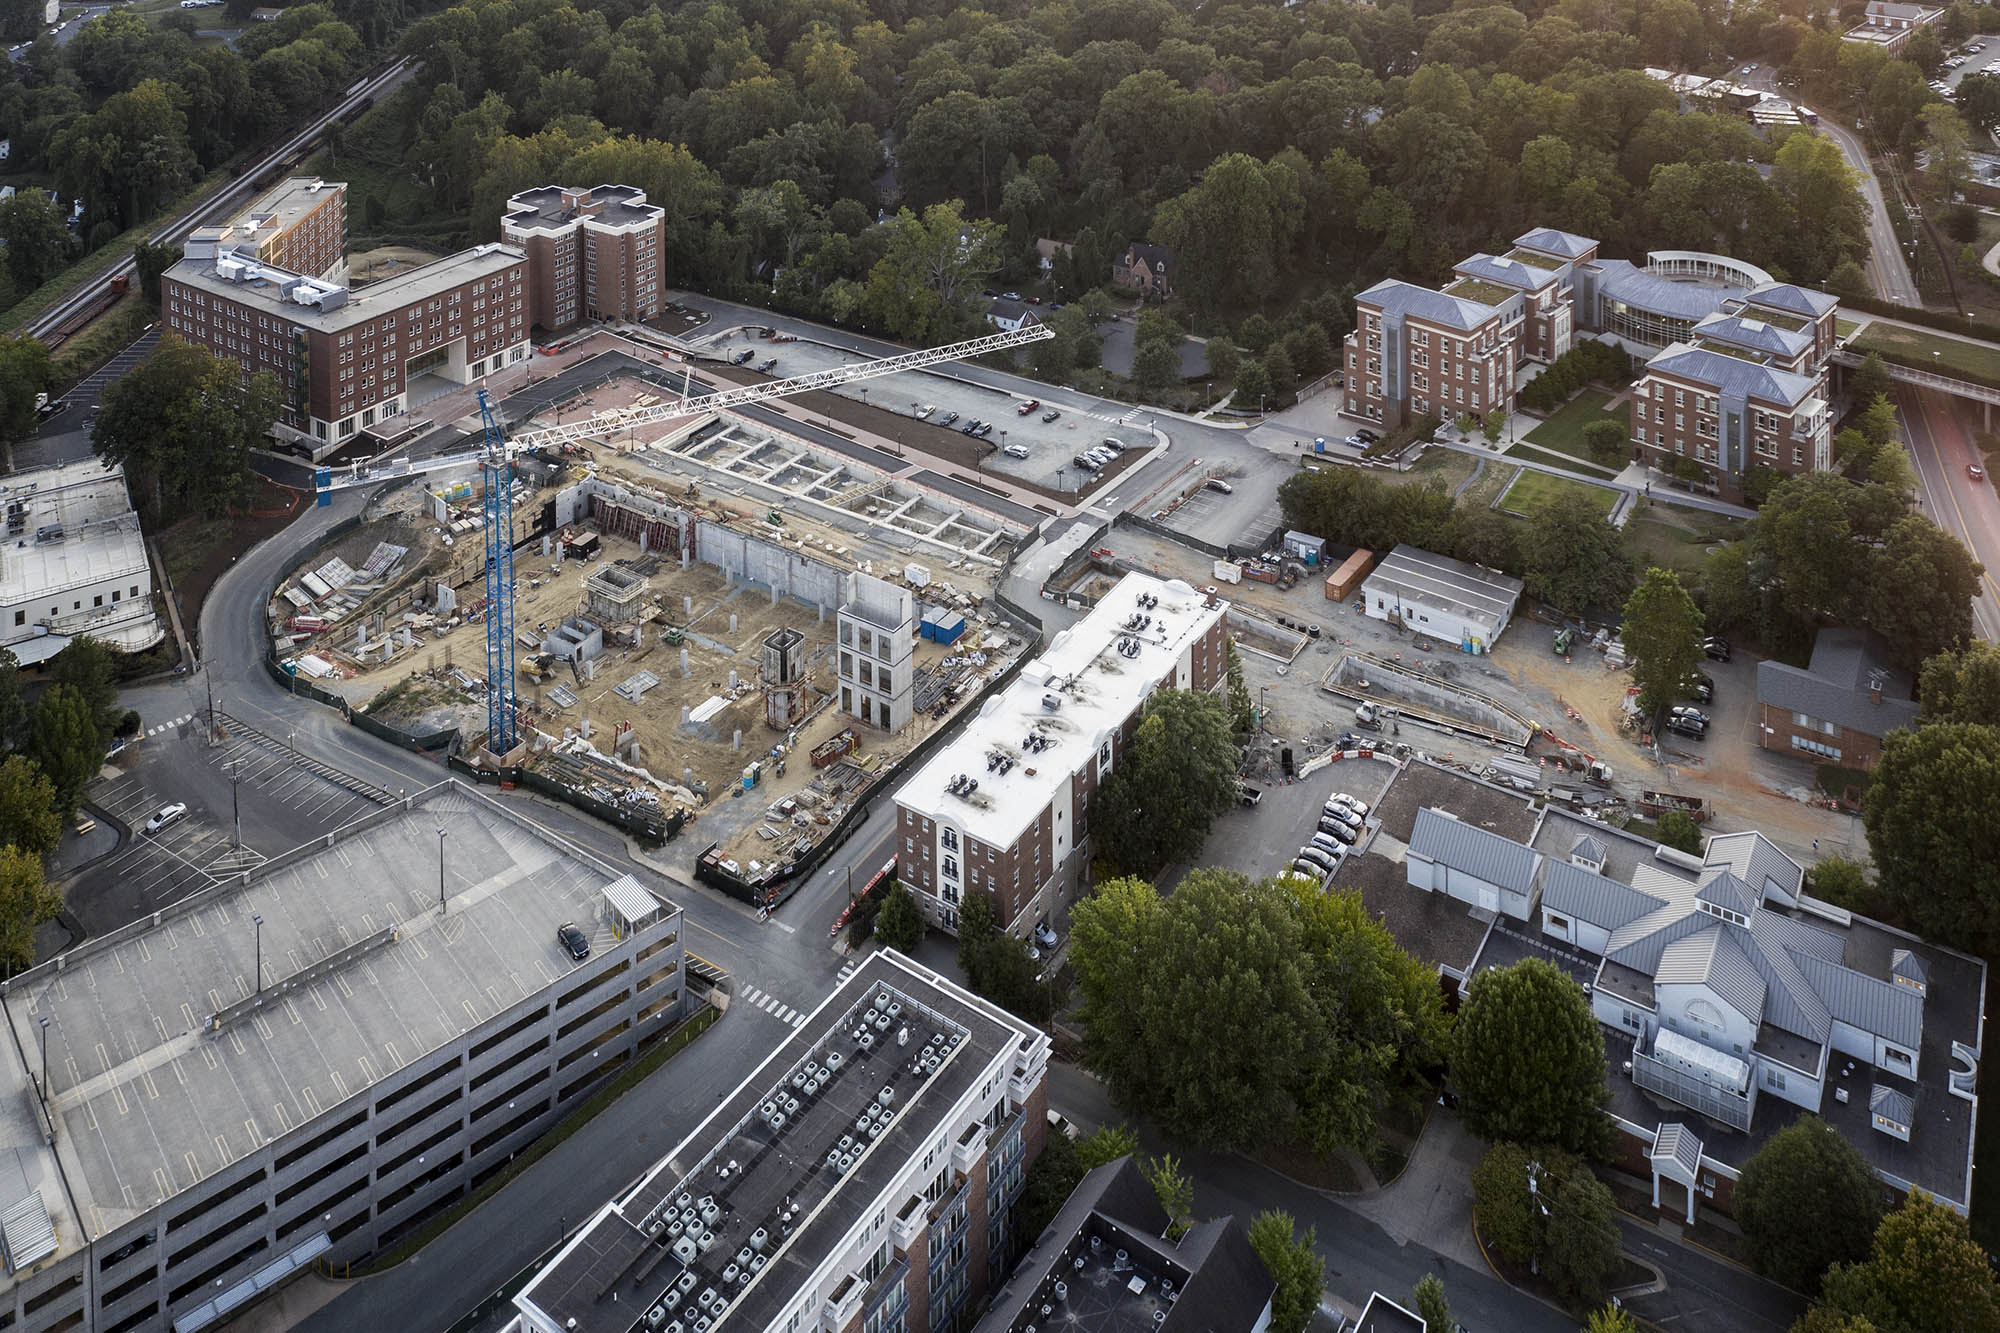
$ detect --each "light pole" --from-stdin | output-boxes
[999,429,1007,453]
[228,762,242,849]
[437,826,448,913]
[253,914,263,994]
[37,1016,48,1110]
[860,388,869,411]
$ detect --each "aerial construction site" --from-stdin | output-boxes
[267,349,1041,888]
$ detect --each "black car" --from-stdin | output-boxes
[1685,671,1715,703]
[557,922,590,961]
[938,411,959,427]
[731,349,755,364]
[1703,636,1732,662]
[961,419,982,434]
[1354,428,1380,444]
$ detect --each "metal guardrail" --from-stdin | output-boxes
[1630,1048,1755,1132]
[1830,347,2000,404]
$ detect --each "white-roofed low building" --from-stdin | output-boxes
[0,459,164,662]
[1359,544,1523,652]
[893,573,1229,937]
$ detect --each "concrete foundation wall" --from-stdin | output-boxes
[697,525,846,611]
[1323,653,1535,747]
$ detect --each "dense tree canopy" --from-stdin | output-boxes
[1863,722,2000,958]
[1070,871,1445,1156]
[1622,567,1704,715]
[1736,1118,1885,1293]
[1450,958,1610,1157]
[92,336,281,522]
[1471,1142,1620,1309]
[1811,1191,2000,1333]
[1092,689,1238,876]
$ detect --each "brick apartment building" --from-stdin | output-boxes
[187,176,348,283]
[163,243,530,447]
[1344,226,1840,501]
[1756,627,1919,769]
[501,183,667,330]
[1626,283,1838,500]
[893,573,1229,938]
[512,949,1051,1333]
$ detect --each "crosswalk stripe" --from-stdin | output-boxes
[740,986,762,1004]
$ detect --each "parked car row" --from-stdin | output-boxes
[1290,792,1372,885]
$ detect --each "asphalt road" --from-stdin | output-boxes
[1615,1214,1804,1333]
[1897,384,2000,641]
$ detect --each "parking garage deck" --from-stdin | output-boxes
[2,783,667,1238]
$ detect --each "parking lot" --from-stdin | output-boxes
[698,324,1153,490]
[63,721,396,939]
[1155,473,1285,549]
[1169,755,1398,891]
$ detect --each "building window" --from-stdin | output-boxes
[1765,1066,1786,1091]
[941,828,957,852]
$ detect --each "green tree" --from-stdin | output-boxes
[1070,871,1312,1149]
[1736,1118,1885,1293]
[1865,516,1982,670]
[1809,856,1875,913]
[1752,474,1861,627]
[1205,335,1239,385]
[1225,640,1256,738]
[1239,314,1275,355]
[1814,1191,2000,1332]
[1863,722,2000,958]
[93,336,281,521]
[1077,1123,1138,1170]
[1518,491,1637,616]
[1582,418,1627,464]
[1850,353,1894,409]
[1622,568,1705,715]
[0,845,60,974]
[1152,153,1302,310]
[1248,1211,1324,1333]
[1233,360,1273,413]
[872,881,923,952]
[1917,640,2000,723]
[134,240,183,307]
[1413,1274,1454,1332]
[1012,1128,1080,1244]
[49,637,122,738]
[862,202,1001,344]
[1092,689,1238,875]
[1584,1303,1640,1332]
[1451,958,1610,1157]
[0,191,72,292]
[1144,1155,1194,1239]
[26,685,100,818]
[1656,809,1703,854]
[0,757,59,857]
[955,891,1052,1022]
[0,335,50,474]
[1471,1142,1620,1306]
[0,649,26,753]
[1132,338,1183,397]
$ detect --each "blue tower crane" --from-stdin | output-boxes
[478,389,518,754]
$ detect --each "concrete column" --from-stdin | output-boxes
[729,613,738,634]
[680,647,689,676]
[1685,1183,1696,1225]
[684,595,692,615]
[728,670,738,691]
[1651,1172,1661,1210]
[640,531,649,555]
[733,728,742,750]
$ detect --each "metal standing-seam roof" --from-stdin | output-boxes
[1408,807,1541,894]
[1593,260,1740,322]
[1696,868,1759,918]
[1570,834,1606,864]
[1657,927,1768,1022]
[1745,914,1834,1041]
[1757,910,1845,964]
[1455,252,1558,292]
[598,871,662,926]
[1693,311,1815,360]
[1542,859,1662,932]
[1514,227,1598,260]
[1362,545,1525,638]
[1355,279,1502,333]
[1650,1122,1704,1179]
[1870,1082,1916,1127]
[1644,342,1820,408]
[1703,831,1805,906]
[1791,950,1925,1049]
[0,1193,55,1273]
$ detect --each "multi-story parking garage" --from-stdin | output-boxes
[0,781,687,1333]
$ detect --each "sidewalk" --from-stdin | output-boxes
[1330,1108,1488,1272]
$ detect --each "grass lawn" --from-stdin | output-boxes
[1522,388,1623,462]
[1623,511,1748,580]
[1381,446,1478,493]
[1850,321,2000,388]
[1836,316,1865,340]
[1503,441,1621,480]
[1499,468,1620,519]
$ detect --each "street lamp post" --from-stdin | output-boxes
[253,914,264,994]
[37,1016,48,1110]
[228,762,242,849]
[438,828,448,913]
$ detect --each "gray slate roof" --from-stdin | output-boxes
[1356,279,1499,333]
[1644,341,1820,408]
[1514,227,1597,260]
[1694,312,1814,360]
[1409,807,1540,893]
[986,298,1038,324]
[1756,628,1919,741]
[1592,259,1738,322]
[1744,281,1840,318]
[1456,252,1558,291]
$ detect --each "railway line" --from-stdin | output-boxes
[27,57,416,348]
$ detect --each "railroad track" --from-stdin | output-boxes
[25,56,416,345]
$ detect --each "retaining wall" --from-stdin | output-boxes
[1321,651,1535,749]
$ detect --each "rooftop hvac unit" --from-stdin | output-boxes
[677,1272,697,1294]
[663,1291,681,1311]
[697,1230,717,1252]
[1042,693,1063,711]
[672,1237,697,1264]
[770,1112,786,1131]
[1054,1282,1068,1301]
[722,1264,739,1284]
[879,1086,895,1105]
[751,1227,769,1250]
[826,1052,843,1072]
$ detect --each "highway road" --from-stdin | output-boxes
[23,56,416,343]
[1898,384,2000,640]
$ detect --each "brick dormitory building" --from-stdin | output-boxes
[161,177,667,451]
[1345,228,1840,502]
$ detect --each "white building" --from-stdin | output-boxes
[1360,543,1524,652]
[836,571,915,733]
[0,459,164,663]
[894,573,1229,935]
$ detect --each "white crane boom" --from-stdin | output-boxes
[312,323,1053,493]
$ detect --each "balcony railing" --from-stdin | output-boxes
[1631,1048,1756,1132]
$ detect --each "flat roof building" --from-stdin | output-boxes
[0,781,687,1333]
[894,573,1230,936]
[164,242,531,447]
[502,184,666,330]
[187,177,347,284]
[0,458,163,661]
[976,1156,1275,1333]
[511,949,1050,1333]
[1359,544,1524,651]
